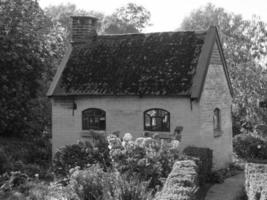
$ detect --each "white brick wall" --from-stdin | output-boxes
[199,42,233,170]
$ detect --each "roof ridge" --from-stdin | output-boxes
[98,30,207,38]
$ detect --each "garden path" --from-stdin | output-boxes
[205,172,245,200]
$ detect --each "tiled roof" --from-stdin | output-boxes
[53,31,206,96]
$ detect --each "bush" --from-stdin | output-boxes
[117,177,153,200]
[110,136,181,190]
[69,165,117,200]
[110,143,162,189]
[233,133,267,161]
[183,146,213,184]
[53,131,111,177]
[0,148,11,175]
[69,165,152,200]
[0,136,51,178]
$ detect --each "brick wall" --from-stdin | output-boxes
[199,42,233,170]
[71,16,97,43]
[51,96,200,154]
[245,163,267,200]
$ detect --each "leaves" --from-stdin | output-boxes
[180,3,267,126]
[0,0,57,136]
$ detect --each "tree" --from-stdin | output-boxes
[102,3,151,34]
[180,3,267,131]
[0,0,57,136]
[45,3,104,41]
[45,2,151,36]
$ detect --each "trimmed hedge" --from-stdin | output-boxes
[183,146,213,184]
[233,133,267,161]
[155,160,199,200]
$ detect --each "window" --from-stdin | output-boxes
[213,108,221,131]
[144,109,170,131]
[82,108,106,130]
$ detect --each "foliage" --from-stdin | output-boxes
[69,165,116,200]
[53,132,111,177]
[0,149,11,175]
[109,136,182,190]
[111,143,162,189]
[102,3,151,34]
[183,146,213,184]
[69,164,153,200]
[0,137,51,179]
[154,160,199,200]
[180,3,267,128]
[0,0,62,137]
[0,172,77,200]
[116,177,153,200]
[0,171,29,193]
[233,133,267,160]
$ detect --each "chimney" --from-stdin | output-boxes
[71,16,98,44]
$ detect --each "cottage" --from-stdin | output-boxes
[47,16,233,170]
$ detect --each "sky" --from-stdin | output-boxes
[39,0,267,32]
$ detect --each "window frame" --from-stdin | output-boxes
[144,108,170,132]
[82,108,106,131]
[213,108,222,137]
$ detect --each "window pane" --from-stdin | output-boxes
[144,109,170,132]
[82,108,106,130]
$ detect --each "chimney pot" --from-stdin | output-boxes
[71,16,98,44]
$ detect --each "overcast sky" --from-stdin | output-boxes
[39,0,267,32]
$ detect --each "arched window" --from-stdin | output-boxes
[213,108,221,131]
[82,108,106,130]
[144,109,170,132]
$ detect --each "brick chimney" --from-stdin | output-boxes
[71,16,98,44]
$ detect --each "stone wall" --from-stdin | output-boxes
[245,163,267,200]
[199,42,233,170]
[155,160,199,200]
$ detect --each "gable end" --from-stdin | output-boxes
[190,26,233,100]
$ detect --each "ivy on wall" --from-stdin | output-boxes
[61,31,205,96]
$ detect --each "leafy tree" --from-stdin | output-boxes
[45,2,151,36]
[102,3,151,34]
[180,3,267,130]
[45,3,104,41]
[0,0,57,136]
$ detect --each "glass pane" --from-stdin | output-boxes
[145,115,151,127]
[82,109,106,130]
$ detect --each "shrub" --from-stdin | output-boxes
[110,143,162,189]
[158,146,180,178]
[69,165,117,200]
[110,136,181,190]
[0,136,51,178]
[0,148,11,175]
[23,136,52,167]
[117,177,153,200]
[69,165,152,200]
[233,133,267,160]
[53,132,111,177]
[183,146,213,184]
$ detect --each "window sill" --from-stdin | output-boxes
[214,129,223,137]
[144,131,173,139]
[80,130,106,138]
